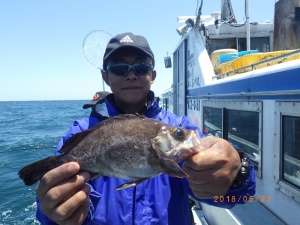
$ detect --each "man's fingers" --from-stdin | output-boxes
[51,184,91,223]
[197,136,218,150]
[66,197,91,225]
[185,136,235,170]
[36,161,91,222]
[36,162,81,196]
[184,149,216,170]
[39,171,90,210]
[184,136,220,169]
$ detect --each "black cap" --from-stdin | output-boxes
[82,91,110,109]
[103,32,155,70]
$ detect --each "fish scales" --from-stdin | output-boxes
[19,114,201,190]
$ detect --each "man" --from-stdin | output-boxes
[35,32,255,225]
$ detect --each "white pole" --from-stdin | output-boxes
[246,0,250,50]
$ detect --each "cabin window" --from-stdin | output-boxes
[202,100,262,177]
[227,109,260,171]
[163,97,169,111]
[208,37,270,56]
[162,91,173,113]
[208,38,236,56]
[174,40,186,116]
[282,115,300,189]
[238,37,270,52]
[203,107,222,137]
[275,101,300,203]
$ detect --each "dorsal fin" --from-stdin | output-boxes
[103,113,146,122]
[58,129,94,154]
[90,114,147,129]
[58,114,146,154]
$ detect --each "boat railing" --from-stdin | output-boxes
[212,49,300,80]
[186,89,300,99]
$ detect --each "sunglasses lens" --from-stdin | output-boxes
[107,63,152,76]
[134,64,151,76]
[108,64,129,76]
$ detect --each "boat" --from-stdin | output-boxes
[162,0,300,224]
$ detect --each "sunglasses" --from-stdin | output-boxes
[106,63,154,77]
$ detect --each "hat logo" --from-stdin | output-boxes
[120,35,133,43]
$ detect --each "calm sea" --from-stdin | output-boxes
[0,100,91,225]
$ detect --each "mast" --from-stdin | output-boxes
[246,0,250,50]
[221,0,250,50]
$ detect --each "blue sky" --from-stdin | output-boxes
[0,0,275,101]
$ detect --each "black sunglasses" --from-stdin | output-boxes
[106,63,154,77]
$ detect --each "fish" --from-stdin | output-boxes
[18,114,201,190]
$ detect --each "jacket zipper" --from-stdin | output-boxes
[132,186,137,225]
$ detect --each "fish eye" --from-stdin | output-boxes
[172,128,186,140]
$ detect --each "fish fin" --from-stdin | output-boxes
[61,114,146,154]
[93,114,146,128]
[158,157,188,178]
[59,129,94,154]
[18,156,61,186]
[115,177,149,191]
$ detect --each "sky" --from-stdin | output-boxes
[0,0,275,101]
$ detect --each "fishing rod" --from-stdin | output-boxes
[0,146,56,154]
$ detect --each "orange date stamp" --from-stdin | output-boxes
[214,195,271,203]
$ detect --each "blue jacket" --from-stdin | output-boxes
[36,95,256,225]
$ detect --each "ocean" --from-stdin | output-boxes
[0,100,91,225]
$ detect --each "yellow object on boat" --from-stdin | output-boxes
[231,54,261,73]
[220,61,234,75]
[213,49,300,76]
[230,50,300,75]
[211,49,237,74]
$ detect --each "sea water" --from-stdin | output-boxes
[0,100,91,225]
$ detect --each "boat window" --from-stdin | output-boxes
[282,115,300,189]
[208,38,236,56]
[227,109,260,171]
[201,100,262,177]
[176,41,186,116]
[208,37,270,56]
[274,101,300,203]
[203,107,222,137]
[178,43,185,84]
[238,37,270,52]
[162,97,169,111]
[162,91,173,113]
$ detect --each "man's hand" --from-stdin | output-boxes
[36,162,91,225]
[183,136,241,198]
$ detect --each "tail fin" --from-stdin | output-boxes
[18,156,61,186]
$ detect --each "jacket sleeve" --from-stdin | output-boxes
[180,116,256,208]
[36,117,101,224]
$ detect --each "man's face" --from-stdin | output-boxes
[103,48,156,112]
